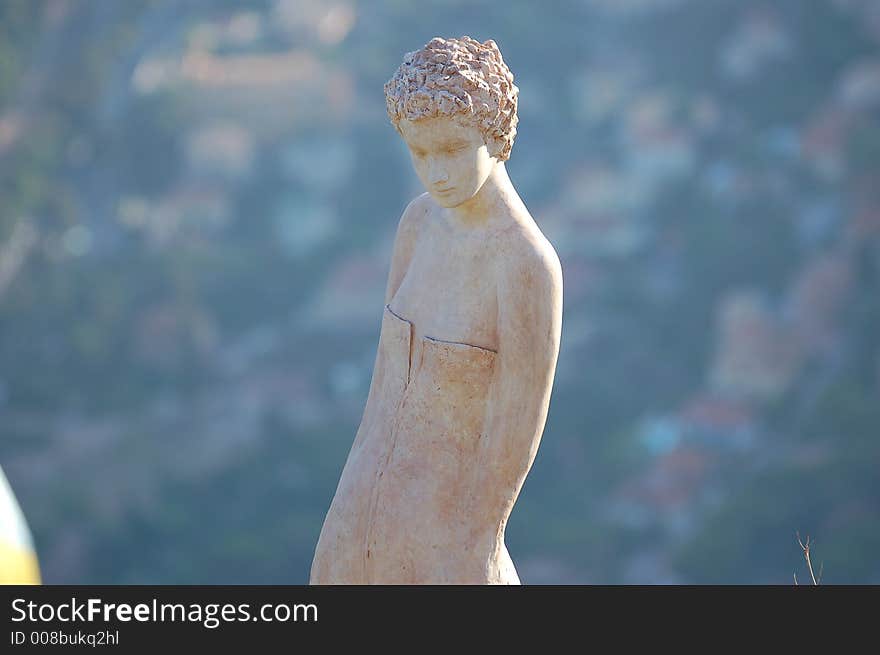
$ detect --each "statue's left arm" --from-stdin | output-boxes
[466,235,563,562]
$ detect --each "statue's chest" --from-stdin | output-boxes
[390,230,498,350]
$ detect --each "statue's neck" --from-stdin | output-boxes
[442,162,524,233]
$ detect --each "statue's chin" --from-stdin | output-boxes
[430,189,476,208]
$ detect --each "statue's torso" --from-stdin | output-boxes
[389,205,503,352]
[310,208,522,584]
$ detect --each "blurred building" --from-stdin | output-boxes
[710,291,803,402]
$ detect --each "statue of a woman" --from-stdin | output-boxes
[310,36,562,584]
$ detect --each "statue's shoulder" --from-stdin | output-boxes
[494,218,563,296]
[492,219,563,350]
[391,192,433,265]
[398,191,434,234]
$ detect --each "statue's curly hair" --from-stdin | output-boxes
[384,36,519,161]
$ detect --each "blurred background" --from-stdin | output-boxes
[1,0,878,584]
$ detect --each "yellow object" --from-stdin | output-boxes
[0,466,41,584]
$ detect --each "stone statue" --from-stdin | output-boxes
[310,36,563,584]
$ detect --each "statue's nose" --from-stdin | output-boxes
[427,157,449,185]
[430,168,449,186]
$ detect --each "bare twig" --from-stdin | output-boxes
[795,531,822,585]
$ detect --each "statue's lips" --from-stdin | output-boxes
[435,187,455,193]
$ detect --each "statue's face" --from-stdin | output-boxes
[398,115,497,208]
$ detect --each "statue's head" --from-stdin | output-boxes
[385,36,519,208]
